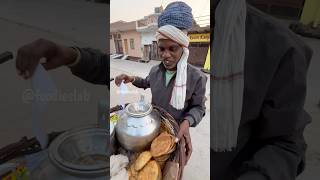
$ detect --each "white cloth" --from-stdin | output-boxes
[156,25,190,110]
[110,154,129,179]
[111,169,128,180]
[212,0,247,151]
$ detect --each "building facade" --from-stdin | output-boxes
[187,26,210,67]
[110,21,143,58]
[110,6,210,66]
[136,7,163,61]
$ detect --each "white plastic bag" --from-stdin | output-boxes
[31,64,57,149]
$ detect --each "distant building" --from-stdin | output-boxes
[110,21,143,58]
[136,7,163,61]
[110,6,210,67]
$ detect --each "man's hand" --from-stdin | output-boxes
[115,74,134,86]
[16,39,77,79]
[176,119,192,165]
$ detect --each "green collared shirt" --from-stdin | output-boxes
[165,70,176,87]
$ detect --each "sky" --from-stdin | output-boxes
[110,0,210,27]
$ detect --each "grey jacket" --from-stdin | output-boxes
[70,48,109,87]
[212,6,313,180]
[133,63,207,127]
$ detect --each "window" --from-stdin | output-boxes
[109,35,112,39]
[130,39,135,49]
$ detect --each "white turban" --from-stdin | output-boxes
[212,0,247,151]
[156,25,190,110]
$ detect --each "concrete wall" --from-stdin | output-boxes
[300,0,320,25]
[120,30,143,58]
[141,31,157,45]
[110,34,116,54]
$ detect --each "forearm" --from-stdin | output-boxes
[239,45,312,180]
[132,76,150,89]
[184,105,206,127]
[237,131,306,180]
[184,76,207,127]
[69,47,109,86]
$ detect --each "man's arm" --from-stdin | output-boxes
[69,48,109,87]
[15,39,109,88]
[184,75,207,127]
[131,76,150,89]
[237,45,312,180]
[131,67,154,89]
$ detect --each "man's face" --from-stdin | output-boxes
[158,39,183,71]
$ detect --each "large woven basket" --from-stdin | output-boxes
[110,104,185,180]
[153,105,185,180]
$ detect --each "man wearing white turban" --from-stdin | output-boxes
[115,1,207,168]
[212,0,312,180]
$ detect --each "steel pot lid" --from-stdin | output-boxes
[125,102,153,118]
